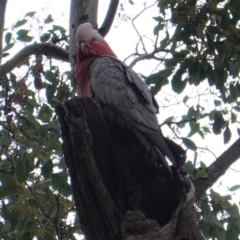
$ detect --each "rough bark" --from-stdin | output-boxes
[56,97,205,240]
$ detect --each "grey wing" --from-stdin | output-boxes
[90,56,159,131]
[90,56,176,167]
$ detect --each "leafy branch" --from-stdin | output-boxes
[0,43,69,77]
[194,137,240,201]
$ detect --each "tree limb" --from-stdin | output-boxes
[98,0,119,37]
[0,0,8,65]
[0,43,69,77]
[194,137,240,201]
[129,47,170,68]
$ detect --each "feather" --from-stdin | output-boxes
[74,23,177,171]
[90,56,177,168]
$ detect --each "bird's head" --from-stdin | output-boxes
[75,22,116,60]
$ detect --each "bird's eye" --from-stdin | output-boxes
[91,37,96,42]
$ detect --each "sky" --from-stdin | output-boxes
[3,0,240,224]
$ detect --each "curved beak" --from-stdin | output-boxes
[80,42,85,53]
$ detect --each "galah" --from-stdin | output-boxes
[74,22,177,169]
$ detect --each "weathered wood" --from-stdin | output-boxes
[56,97,205,240]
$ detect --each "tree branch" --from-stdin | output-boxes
[194,137,240,201]
[131,1,158,55]
[0,0,8,65]
[98,0,119,37]
[129,47,170,68]
[0,43,69,77]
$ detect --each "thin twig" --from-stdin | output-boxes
[131,1,158,54]
[129,47,170,68]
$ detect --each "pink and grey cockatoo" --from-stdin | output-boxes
[74,22,177,170]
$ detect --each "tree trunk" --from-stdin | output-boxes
[56,97,205,240]
[69,0,98,69]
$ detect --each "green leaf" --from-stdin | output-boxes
[160,31,170,48]
[223,125,231,144]
[17,29,29,36]
[229,60,239,78]
[26,114,37,124]
[53,25,66,32]
[152,16,164,22]
[228,185,240,192]
[214,100,221,106]
[1,206,18,230]
[41,160,53,179]
[199,221,210,237]
[38,104,52,122]
[182,137,197,151]
[233,105,240,112]
[25,11,36,17]
[14,19,28,28]
[231,112,237,123]
[5,32,12,44]
[146,70,169,94]
[2,176,17,194]
[224,203,239,218]
[20,231,32,240]
[153,23,164,35]
[51,173,63,189]
[15,159,31,183]
[17,35,33,42]
[237,128,240,136]
[226,224,239,240]
[44,14,54,24]
[211,215,224,228]
[38,125,48,138]
[171,70,187,93]
[229,83,238,101]
[189,61,199,76]
[183,96,188,103]
[16,29,33,42]
[46,84,56,103]
[188,122,200,137]
[215,68,227,89]
[163,116,174,123]
[43,234,55,240]
[35,189,47,195]
[45,70,56,83]
[40,33,51,42]
[165,57,178,68]
[3,43,14,52]
[62,183,72,197]
[213,111,225,134]
[207,69,217,86]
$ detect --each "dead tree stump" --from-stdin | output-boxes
[55,97,205,240]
